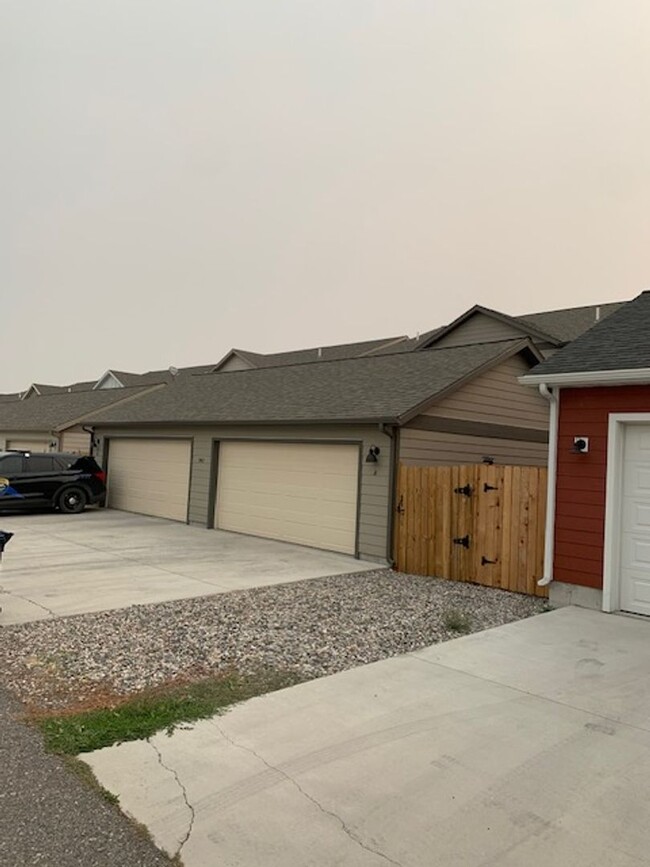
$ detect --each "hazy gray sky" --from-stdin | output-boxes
[3,1,649,391]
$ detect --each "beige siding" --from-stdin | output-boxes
[400,352,548,468]
[59,426,91,454]
[434,313,524,348]
[96,424,392,561]
[400,428,547,466]
[422,354,549,429]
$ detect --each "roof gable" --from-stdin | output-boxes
[94,370,127,389]
[418,306,559,350]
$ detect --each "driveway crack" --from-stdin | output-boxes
[148,738,195,859]
[211,720,402,867]
[0,585,55,618]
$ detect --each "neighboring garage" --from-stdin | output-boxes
[215,441,360,554]
[89,338,550,562]
[6,438,50,451]
[106,438,192,522]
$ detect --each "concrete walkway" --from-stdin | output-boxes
[0,510,374,624]
[86,607,650,866]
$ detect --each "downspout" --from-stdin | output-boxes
[82,425,95,457]
[379,422,398,567]
[538,383,558,586]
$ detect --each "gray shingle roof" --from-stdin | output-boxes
[525,292,650,377]
[0,386,157,432]
[215,336,408,371]
[87,339,537,427]
[516,302,624,344]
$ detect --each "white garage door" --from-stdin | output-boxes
[620,424,650,615]
[108,438,192,522]
[216,441,360,554]
[7,439,50,452]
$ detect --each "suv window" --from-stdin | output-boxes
[24,455,56,473]
[0,455,24,474]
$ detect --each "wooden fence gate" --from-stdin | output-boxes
[394,464,548,597]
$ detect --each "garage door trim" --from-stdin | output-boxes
[209,437,363,557]
[603,414,650,613]
[106,435,194,523]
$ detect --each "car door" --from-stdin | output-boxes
[0,453,29,507]
[19,454,65,505]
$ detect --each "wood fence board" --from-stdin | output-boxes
[395,462,547,597]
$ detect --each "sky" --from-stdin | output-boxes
[2,1,650,391]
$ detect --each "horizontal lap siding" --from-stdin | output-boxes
[96,424,392,561]
[433,313,524,348]
[422,355,550,429]
[400,429,548,466]
[400,354,549,468]
[555,386,650,589]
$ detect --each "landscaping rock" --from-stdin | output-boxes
[0,570,547,710]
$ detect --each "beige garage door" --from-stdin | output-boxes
[108,438,192,522]
[7,439,50,452]
[216,441,360,554]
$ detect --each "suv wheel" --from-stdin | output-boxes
[58,487,88,514]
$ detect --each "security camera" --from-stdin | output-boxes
[573,437,590,454]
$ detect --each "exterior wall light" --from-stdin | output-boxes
[365,445,381,463]
[572,437,590,454]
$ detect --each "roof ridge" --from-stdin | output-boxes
[199,336,531,377]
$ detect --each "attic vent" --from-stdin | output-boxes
[317,348,322,358]
[595,306,601,321]
[168,366,179,376]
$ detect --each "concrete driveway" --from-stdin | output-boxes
[0,510,375,625]
[87,606,650,866]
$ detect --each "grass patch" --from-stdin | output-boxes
[441,608,473,634]
[35,669,301,755]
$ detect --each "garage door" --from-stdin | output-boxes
[7,439,50,452]
[216,441,359,554]
[620,424,650,615]
[108,438,192,522]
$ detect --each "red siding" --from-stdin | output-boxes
[555,386,650,588]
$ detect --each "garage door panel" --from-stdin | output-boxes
[620,424,650,615]
[7,440,49,452]
[108,439,191,523]
[216,441,359,554]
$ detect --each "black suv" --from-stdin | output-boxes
[0,451,106,514]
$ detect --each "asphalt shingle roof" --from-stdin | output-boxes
[516,301,624,344]
[526,292,650,377]
[87,339,535,427]
[0,386,157,432]
[219,336,409,370]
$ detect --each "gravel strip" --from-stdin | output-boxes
[0,570,547,711]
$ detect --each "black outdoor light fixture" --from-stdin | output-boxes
[572,437,590,454]
[365,445,381,464]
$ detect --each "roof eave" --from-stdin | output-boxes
[89,415,399,428]
[519,367,650,388]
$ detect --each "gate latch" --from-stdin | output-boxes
[453,484,473,497]
[481,555,497,565]
[483,483,498,492]
[453,535,471,549]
